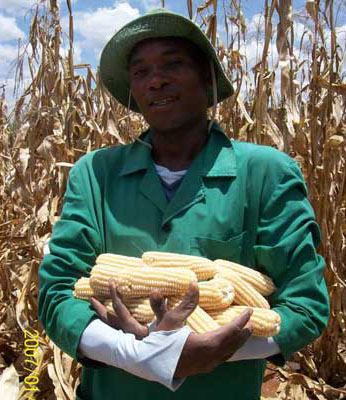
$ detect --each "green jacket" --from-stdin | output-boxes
[38,123,329,400]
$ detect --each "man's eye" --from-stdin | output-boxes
[167,60,182,67]
[133,68,148,77]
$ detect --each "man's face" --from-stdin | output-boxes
[128,38,209,132]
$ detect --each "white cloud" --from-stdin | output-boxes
[0,78,17,113]
[312,22,346,57]
[293,21,312,43]
[136,0,159,11]
[0,41,32,95]
[0,44,20,77]
[60,41,83,65]
[0,14,25,42]
[1,0,36,16]
[336,24,346,49]
[246,13,265,38]
[65,3,140,59]
[240,40,267,66]
[0,77,33,114]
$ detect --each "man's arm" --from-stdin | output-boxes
[228,336,280,361]
[253,158,330,364]
[38,163,103,367]
[79,318,192,391]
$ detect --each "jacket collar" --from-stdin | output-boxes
[118,122,237,178]
[199,122,237,178]
[118,130,153,176]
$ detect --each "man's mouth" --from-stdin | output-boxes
[149,97,178,107]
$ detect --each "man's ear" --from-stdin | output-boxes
[204,64,213,89]
[203,67,210,85]
[197,60,211,88]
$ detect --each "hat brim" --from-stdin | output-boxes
[99,9,234,113]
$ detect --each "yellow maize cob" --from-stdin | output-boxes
[148,260,216,281]
[142,251,215,280]
[198,278,235,311]
[90,267,197,299]
[142,251,204,264]
[214,259,276,296]
[92,264,129,276]
[210,306,281,337]
[96,253,145,268]
[103,298,155,324]
[168,297,219,334]
[73,277,98,300]
[214,269,270,309]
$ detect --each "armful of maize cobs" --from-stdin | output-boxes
[73,251,280,337]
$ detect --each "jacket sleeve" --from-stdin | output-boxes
[38,162,105,367]
[253,158,330,365]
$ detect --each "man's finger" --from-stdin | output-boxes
[209,309,254,362]
[109,279,132,319]
[232,308,253,331]
[149,290,167,323]
[173,282,199,319]
[212,309,254,343]
[223,309,254,346]
[90,297,108,321]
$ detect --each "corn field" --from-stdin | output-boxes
[0,0,345,398]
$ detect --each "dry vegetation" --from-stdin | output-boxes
[0,0,345,398]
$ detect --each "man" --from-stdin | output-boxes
[38,9,330,400]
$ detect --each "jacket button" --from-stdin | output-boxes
[162,223,172,232]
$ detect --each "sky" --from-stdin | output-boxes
[1,0,346,111]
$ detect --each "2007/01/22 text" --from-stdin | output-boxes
[23,329,40,398]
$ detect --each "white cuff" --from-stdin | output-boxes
[227,336,280,361]
[148,319,157,333]
[79,319,191,391]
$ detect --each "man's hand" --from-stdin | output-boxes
[174,309,253,378]
[91,280,200,339]
[90,279,149,340]
[148,282,253,378]
[150,282,199,331]
[91,279,253,378]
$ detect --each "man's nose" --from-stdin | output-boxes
[147,67,168,90]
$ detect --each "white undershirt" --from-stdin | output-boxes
[154,163,187,185]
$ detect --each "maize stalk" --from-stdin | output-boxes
[214,269,270,309]
[214,259,276,296]
[210,306,281,337]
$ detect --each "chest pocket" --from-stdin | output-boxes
[189,232,246,263]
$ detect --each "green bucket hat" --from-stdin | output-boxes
[99,8,234,113]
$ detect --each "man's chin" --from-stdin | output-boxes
[144,116,186,133]
[142,108,206,134]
